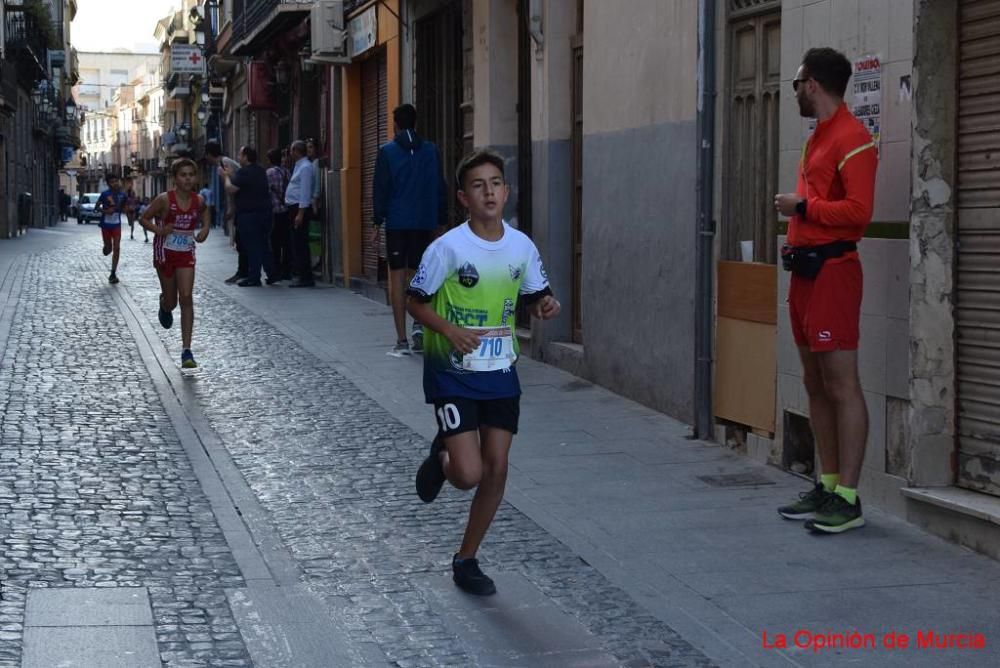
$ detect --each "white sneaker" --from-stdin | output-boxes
[387,341,411,357]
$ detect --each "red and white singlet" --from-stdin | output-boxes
[154,191,202,264]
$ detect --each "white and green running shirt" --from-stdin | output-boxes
[408,221,551,402]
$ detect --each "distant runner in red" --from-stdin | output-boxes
[774,47,878,534]
[138,158,211,370]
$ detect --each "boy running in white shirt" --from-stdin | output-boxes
[408,149,560,595]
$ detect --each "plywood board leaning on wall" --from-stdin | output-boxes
[714,261,778,433]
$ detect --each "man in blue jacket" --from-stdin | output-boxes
[372,104,447,357]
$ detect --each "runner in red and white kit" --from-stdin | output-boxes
[138,158,211,370]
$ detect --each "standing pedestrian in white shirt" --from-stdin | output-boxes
[284,140,316,287]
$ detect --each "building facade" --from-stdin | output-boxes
[73,50,160,195]
[195,0,1000,559]
[709,0,1000,560]
[206,0,335,275]
[0,0,79,237]
[380,0,1000,558]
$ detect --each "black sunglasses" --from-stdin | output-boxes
[792,77,810,92]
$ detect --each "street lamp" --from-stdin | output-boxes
[273,62,290,86]
[65,98,78,121]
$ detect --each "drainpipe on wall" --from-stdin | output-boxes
[694,0,716,440]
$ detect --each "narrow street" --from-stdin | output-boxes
[1,224,999,667]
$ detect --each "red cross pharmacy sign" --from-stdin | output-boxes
[171,45,206,75]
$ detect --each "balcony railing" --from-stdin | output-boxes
[230,0,312,55]
[60,117,82,149]
[232,0,278,46]
[33,86,60,136]
[4,9,49,83]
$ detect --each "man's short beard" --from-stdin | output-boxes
[798,98,815,118]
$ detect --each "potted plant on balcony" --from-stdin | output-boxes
[22,0,58,49]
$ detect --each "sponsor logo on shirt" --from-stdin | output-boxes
[501,298,514,327]
[509,264,522,281]
[458,262,479,288]
[412,263,428,286]
[818,330,832,342]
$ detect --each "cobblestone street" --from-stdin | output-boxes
[4,0,1000,664]
[4,225,1000,668]
[0,227,713,667]
[0,237,250,666]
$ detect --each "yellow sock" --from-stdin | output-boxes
[820,473,840,493]
[834,485,857,505]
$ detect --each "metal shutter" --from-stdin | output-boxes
[361,50,388,281]
[956,0,1000,496]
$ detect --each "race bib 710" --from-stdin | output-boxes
[461,326,515,371]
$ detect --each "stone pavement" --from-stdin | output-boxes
[2,222,1000,667]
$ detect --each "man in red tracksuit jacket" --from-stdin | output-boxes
[774,47,878,534]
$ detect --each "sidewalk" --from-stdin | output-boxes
[194,234,1000,668]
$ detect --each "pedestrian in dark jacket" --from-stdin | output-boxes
[372,104,448,357]
[220,145,275,286]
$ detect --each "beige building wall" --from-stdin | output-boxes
[471,0,518,149]
[766,0,915,516]
[76,51,160,187]
[74,52,160,111]
[522,0,579,350]
[576,0,700,420]
[584,0,698,133]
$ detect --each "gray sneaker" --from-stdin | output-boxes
[411,324,424,353]
[387,340,411,357]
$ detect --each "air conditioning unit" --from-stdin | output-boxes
[311,0,348,64]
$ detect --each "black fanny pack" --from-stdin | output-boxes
[781,240,857,279]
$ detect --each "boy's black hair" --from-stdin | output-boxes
[267,148,282,165]
[801,47,853,98]
[241,146,258,163]
[393,104,417,131]
[456,149,505,190]
[205,141,223,158]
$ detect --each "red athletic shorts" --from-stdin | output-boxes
[788,253,863,352]
[101,226,121,244]
[154,249,196,279]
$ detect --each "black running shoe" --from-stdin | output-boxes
[158,297,173,329]
[778,483,834,520]
[108,272,119,284]
[805,494,865,534]
[416,435,446,503]
[452,555,496,596]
